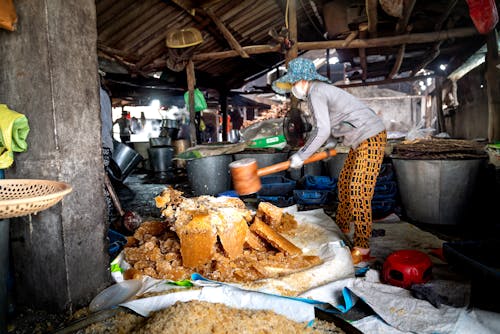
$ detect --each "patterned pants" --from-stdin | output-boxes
[335,131,387,249]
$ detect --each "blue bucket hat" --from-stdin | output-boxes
[272,58,330,94]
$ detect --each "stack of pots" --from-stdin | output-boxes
[148,137,174,178]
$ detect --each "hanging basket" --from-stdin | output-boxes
[166,27,203,48]
[0,179,72,219]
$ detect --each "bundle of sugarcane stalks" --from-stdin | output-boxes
[392,139,488,160]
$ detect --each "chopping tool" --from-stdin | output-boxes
[230,149,336,196]
[104,173,142,232]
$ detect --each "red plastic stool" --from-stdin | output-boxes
[382,250,433,289]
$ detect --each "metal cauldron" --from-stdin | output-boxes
[108,141,144,181]
[149,137,172,147]
[187,154,233,196]
[148,146,174,173]
[233,151,288,176]
[392,158,485,225]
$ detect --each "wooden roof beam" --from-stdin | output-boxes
[411,0,459,76]
[191,27,477,61]
[389,0,416,79]
[204,8,249,58]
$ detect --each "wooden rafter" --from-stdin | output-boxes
[191,27,477,61]
[411,0,459,76]
[342,31,359,47]
[389,0,416,78]
[204,8,249,58]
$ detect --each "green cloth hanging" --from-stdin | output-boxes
[0,104,30,169]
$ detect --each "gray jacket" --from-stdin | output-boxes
[296,81,385,160]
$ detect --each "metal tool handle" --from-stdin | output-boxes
[256,149,337,177]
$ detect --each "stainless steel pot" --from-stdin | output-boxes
[233,151,288,176]
[150,137,171,147]
[187,154,233,196]
[148,147,174,172]
[392,158,485,225]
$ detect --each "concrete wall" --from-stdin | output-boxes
[346,86,425,135]
[0,0,110,313]
[446,65,489,139]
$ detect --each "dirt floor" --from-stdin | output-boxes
[7,166,500,333]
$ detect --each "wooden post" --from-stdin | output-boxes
[366,0,378,37]
[220,90,228,142]
[326,48,331,80]
[486,29,500,142]
[359,23,368,82]
[186,59,198,145]
[435,76,446,133]
[287,0,299,108]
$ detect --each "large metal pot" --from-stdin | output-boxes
[187,154,233,196]
[392,158,485,225]
[148,147,174,172]
[233,151,288,176]
[108,141,144,181]
[150,137,171,147]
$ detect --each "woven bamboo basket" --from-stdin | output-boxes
[0,179,72,219]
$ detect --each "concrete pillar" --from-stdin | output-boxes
[0,0,111,313]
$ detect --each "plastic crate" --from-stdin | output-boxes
[217,190,239,198]
[377,163,395,183]
[257,195,294,207]
[302,175,337,191]
[293,190,330,205]
[108,229,127,258]
[373,181,398,200]
[257,175,296,196]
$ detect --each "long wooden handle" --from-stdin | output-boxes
[104,173,125,217]
[256,149,337,177]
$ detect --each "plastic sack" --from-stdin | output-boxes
[466,0,499,34]
[405,120,435,141]
[0,0,17,31]
[240,118,287,149]
[184,88,207,112]
[0,104,30,169]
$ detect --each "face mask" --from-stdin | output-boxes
[291,83,307,100]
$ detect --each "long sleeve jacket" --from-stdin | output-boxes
[295,82,386,161]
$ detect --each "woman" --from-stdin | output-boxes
[273,58,387,264]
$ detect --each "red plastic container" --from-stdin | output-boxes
[383,250,433,289]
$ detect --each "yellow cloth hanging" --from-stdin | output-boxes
[0,104,30,169]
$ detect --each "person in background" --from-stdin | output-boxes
[272,58,387,264]
[114,109,133,145]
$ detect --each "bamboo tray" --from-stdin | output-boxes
[0,179,72,219]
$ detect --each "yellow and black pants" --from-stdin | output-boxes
[335,130,387,249]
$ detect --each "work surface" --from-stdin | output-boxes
[109,172,500,334]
